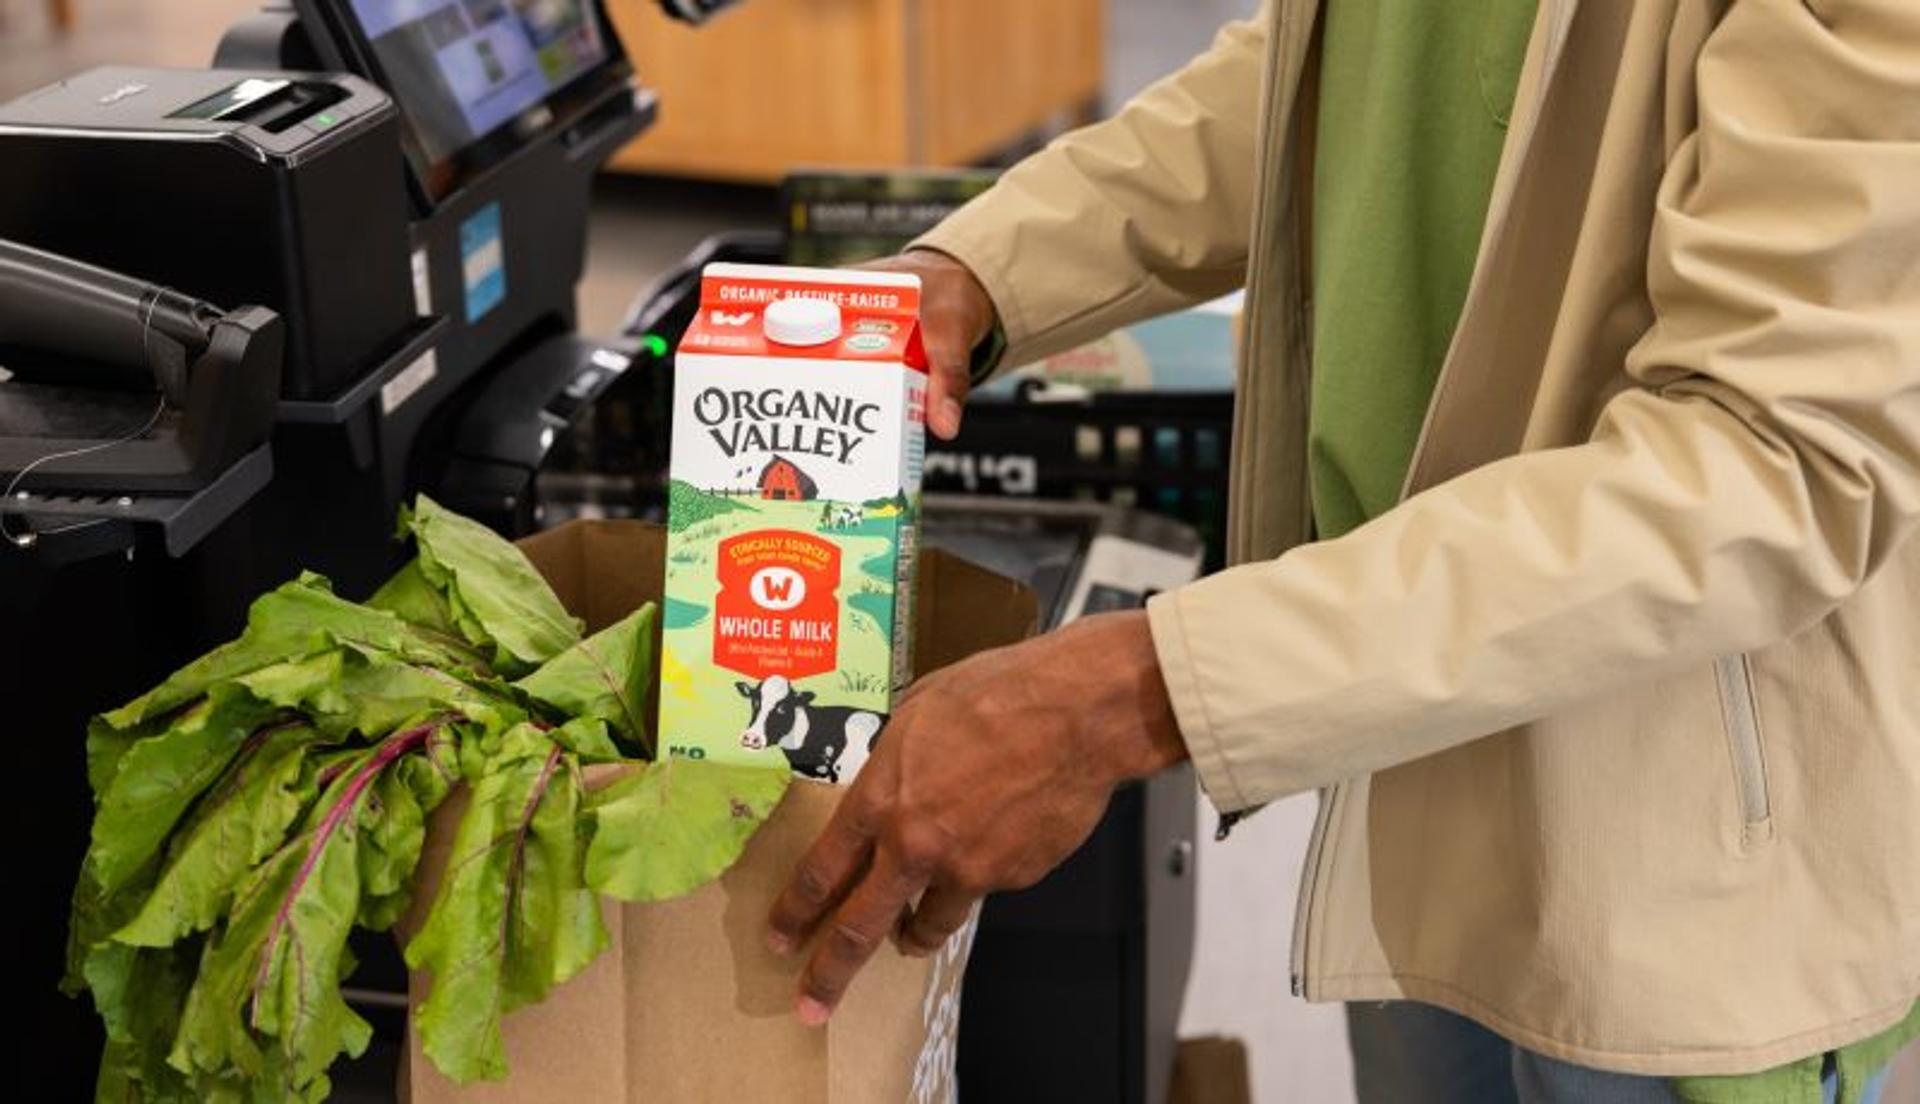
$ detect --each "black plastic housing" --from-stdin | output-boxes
[0,67,413,401]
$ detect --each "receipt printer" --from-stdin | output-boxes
[0,67,414,400]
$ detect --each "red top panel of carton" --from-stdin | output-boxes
[678,263,928,371]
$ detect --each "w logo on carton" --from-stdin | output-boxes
[751,567,807,610]
[713,530,842,680]
[710,309,755,326]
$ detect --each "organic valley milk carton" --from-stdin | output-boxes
[660,264,926,783]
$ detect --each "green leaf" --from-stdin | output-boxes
[583,760,790,903]
[366,558,462,640]
[102,574,486,732]
[406,725,607,1085]
[514,604,657,752]
[86,943,198,1101]
[548,717,624,763]
[87,688,282,898]
[169,723,445,1097]
[169,802,360,1095]
[355,736,460,931]
[399,495,581,675]
[65,844,154,997]
[229,651,349,719]
[240,645,524,743]
[86,714,148,802]
[97,1037,201,1103]
[113,723,328,948]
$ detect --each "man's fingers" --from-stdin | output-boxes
[925,356,970,440]
[796,852,930,1026]
[767,793,882,956]
[852,249,989,440]
[918,303,974,442]
[895,883,979,958]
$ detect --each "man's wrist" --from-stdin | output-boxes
[902,246,999,348]
[1135,673,1192,778]
[1073,610,1190,782]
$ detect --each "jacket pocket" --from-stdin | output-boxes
[1714,655,1775,847]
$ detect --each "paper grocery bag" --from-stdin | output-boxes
[401,520,1037,1103]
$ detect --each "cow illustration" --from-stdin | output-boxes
[819,504,867,530]
[736,676,883,783]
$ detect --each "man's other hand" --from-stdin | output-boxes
[860,250,996,440]
[765,610,1189,1026]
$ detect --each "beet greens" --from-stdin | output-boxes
[66,497,789,1102]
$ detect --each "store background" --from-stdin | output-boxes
[4,2,1911,1101]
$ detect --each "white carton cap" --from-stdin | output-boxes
[765,297,843,346]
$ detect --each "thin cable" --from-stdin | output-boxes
[0,394,166,549]
[2,292,171,549]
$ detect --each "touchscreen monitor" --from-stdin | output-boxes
[335,0,623,200]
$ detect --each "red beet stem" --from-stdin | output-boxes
[248,716,457,1028]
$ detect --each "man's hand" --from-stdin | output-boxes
[860,250,996,440]
[765,610,1188,1026]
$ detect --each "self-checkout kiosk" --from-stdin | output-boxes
[0,3,686,1091]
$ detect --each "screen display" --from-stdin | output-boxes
[346,0,610,164]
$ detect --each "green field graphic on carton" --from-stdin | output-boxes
[660,489,906,770]
[662,598,709,630]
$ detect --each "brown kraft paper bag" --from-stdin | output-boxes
[401,520,1037,1103]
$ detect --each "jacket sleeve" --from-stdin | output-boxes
[912,5,1273,369]
[1148,0,1920,813]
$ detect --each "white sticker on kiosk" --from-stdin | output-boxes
[381,349,438,415]
[410,247,432,316]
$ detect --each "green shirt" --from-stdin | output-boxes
[1309,1,1919,1098]
[1673,1000,1919,1104]
[1308,0,1533,539]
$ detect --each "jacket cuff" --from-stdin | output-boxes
[908,221,1035,367]
[969,321,1009,386]
[1147,590,1254,813]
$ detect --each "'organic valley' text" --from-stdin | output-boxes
[693,386,883,464]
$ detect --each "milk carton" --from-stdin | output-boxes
[660,264,926,783]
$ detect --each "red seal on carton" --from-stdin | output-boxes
[713,530,841,680]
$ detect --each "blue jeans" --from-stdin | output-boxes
[1347,1002,1893,1104]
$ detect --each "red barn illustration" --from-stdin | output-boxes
[757,456,819,501]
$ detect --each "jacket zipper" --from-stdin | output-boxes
[1290,782,1339,996]
[1276,0,1330,1001]
[1714,654,1773,835]
[1287,0,1581,998]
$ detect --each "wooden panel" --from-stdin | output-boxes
[604,0,1108,182]
[607,0,912,182]
[914,0,1105,166]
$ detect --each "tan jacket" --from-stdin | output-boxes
[918,0,1920,1077]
